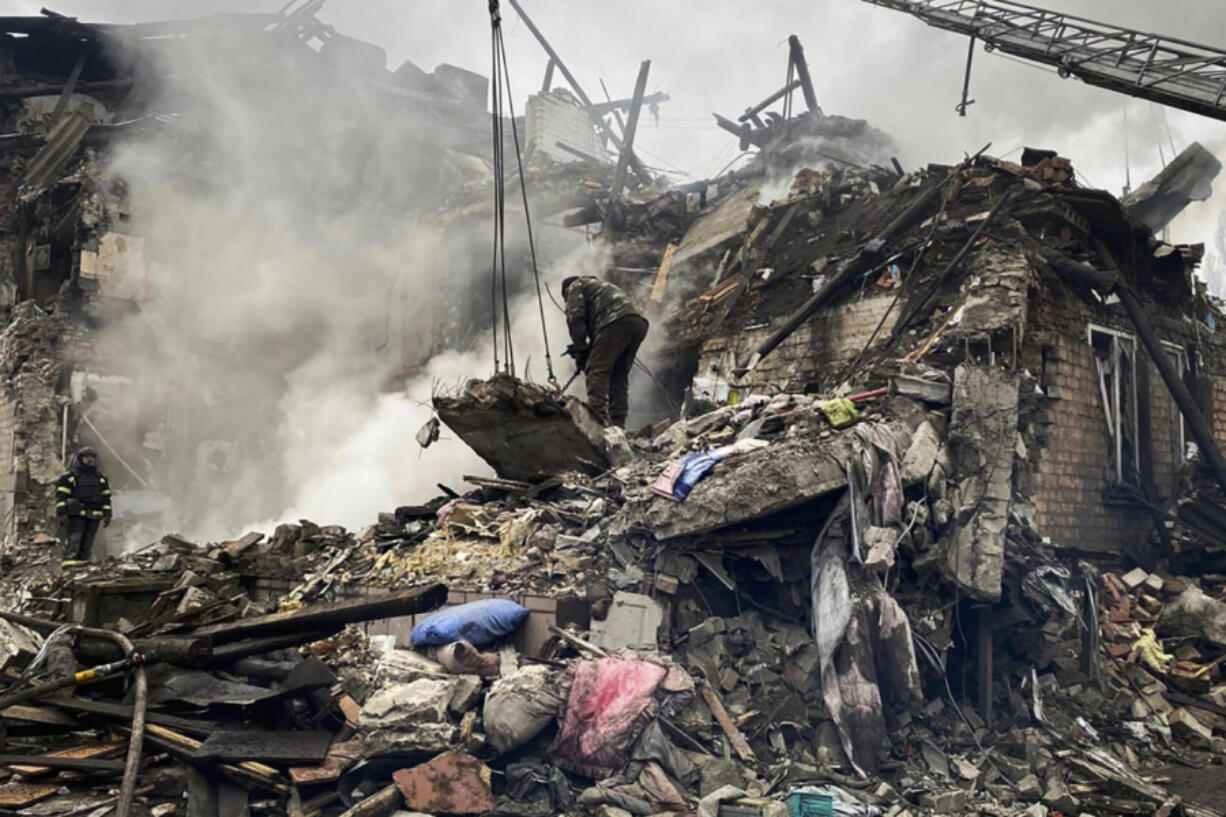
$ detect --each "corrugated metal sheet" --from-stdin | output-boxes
[21,111,91,197]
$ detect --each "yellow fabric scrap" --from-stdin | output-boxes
[498,510,539,557]
[1133,628,1173,673]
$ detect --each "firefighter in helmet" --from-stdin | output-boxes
[55,446,113,564]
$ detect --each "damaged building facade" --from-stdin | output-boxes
[0,2,1224,817]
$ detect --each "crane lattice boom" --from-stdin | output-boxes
[861,0,1226,121]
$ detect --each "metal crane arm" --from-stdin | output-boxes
[861,0,1226,121]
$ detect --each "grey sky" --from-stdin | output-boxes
[6,1,1226,243]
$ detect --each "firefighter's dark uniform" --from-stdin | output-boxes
[565,277,649,428]
[55,452,112,562]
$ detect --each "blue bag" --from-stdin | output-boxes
[411,598,529,647]
[673,452,719,500]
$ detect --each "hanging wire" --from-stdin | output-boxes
[486,0,556,382]
[1151,104,1167,169]
[488,12,502,374]
[495,21,514,375]
[1160,105,1178,159]
[495,13,556,384]
[1122,103,1132,196]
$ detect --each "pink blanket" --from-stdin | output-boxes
[550,657,668,779]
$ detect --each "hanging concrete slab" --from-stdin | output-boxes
[943,364,1018,603]
[1122,141,1221,232]
[434,374,610,482]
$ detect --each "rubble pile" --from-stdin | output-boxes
[0,367,1220,814]
[0,4,1223,817]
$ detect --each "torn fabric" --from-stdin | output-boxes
[549,657,668,779]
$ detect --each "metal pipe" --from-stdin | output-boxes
[77,627,146,817]
[608,60,651,201]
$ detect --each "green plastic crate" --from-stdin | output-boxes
[785,791,834,817]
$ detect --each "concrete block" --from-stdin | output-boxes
[590,591,664,652]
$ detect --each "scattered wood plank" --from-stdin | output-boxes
[462,475,534,493]
[187,584,447,645]
[0,753,124,774]
[0,782,60,808]
[651,243,678,303]
[1155,794,1182,817]
[0,704,77,727]
[140,722,287,793]
[44,695,216,736]
[701,686,757,763]
[195,730,332,765]
[698,273,744,302]
[547,624,609,658]
[7,740,125,777]
[289,739,365,786]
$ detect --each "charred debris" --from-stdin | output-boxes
[0,4,1222,817]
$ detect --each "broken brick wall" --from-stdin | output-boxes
[1024,275,1209,553]
[696,292,899,392]
[0,302,66,552]
[1210,377,1226,454]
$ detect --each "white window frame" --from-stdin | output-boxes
[1161,340,1189,460]
[1088,325,1140,485]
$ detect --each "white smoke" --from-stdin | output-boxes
[97,24,605,541]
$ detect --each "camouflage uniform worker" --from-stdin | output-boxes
[55,446,113,564]
[562,276,649,428]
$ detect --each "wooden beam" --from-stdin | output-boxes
[211,629,338,662]
[44,695,217,737]
[0,704,76,727]
[0,753,124,774]
[608,59,650,201]
[187,584,447,645]
[336,783,403,817]
[1095,239,1226,498]
[0,78,135,99]
[700,687,756,762]
[651,243,678,302]
[589,91,669,118]
[50,48,87,123]
[141,723,287,793]
[739,79,802,123]
[547,624,608,658]
[8,739,124,777]
[788,35,821,116]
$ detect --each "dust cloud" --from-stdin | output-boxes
[100,27,593,540]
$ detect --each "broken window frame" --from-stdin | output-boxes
[1160,340,1190,462]
[1088,325,1140,486]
